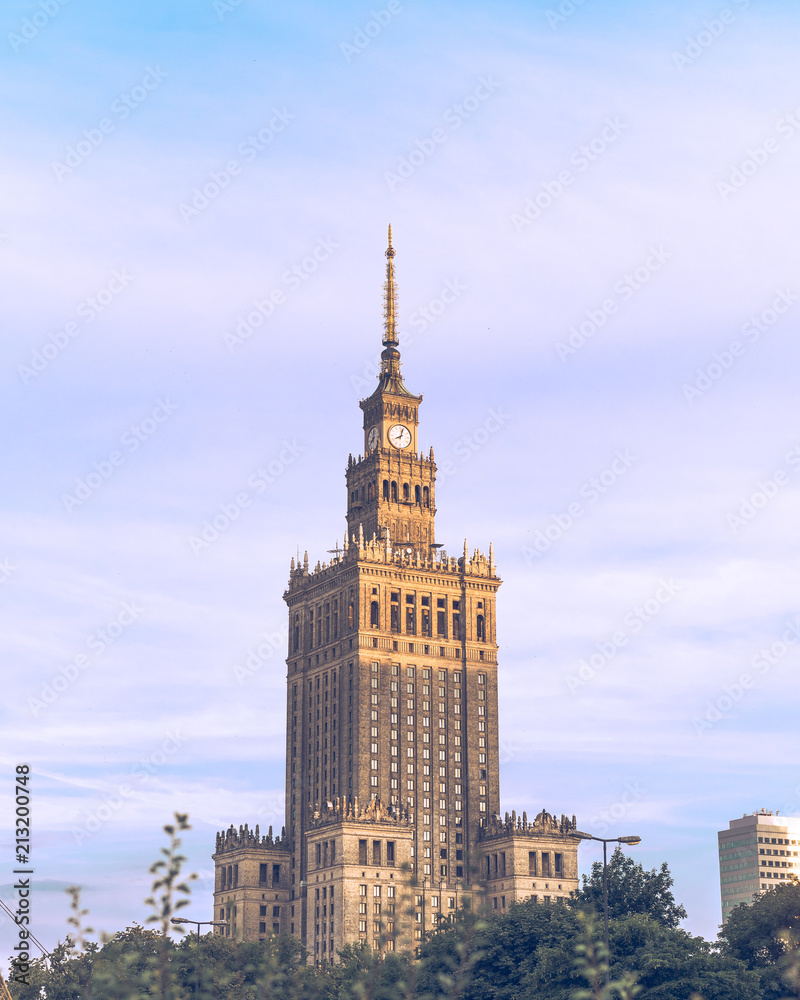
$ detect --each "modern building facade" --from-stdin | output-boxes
[212,229,580,958]
[718,809,800,922]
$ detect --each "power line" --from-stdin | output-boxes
[0,897,49,962]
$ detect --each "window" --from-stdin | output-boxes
[437,603,447,637]
[371,601,380,628]
[387,841,395,865]
[542,853,551,877]
[373,841,382,866]
[529,851,537,875]
[476,615,486,641]
[406,594,416,634]
[555,853,563,876]
[359,840,368,865]
[259,863,268,883]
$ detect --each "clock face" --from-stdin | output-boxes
[367,426,380,451]
[388,424,411,449]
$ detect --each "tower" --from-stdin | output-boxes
[212,229,580,959]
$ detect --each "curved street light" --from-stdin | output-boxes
[170,917,228,943]
[573,831,641,985]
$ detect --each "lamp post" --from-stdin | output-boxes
[573,832,641,985]
[170,917,228,943]
[170,919,228,995]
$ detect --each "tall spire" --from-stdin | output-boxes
[383,224,398,348]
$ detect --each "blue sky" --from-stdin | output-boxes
[2,0,800,957]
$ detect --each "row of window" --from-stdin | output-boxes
[493,894,564,909]
[294,596,355,652]
[218,862,283,891]
[381,593,486,641]
[350,479,431,507]
[719,836,756,852]
[293,585,490,653]
[485,851,564,879]
[219,904,236,936]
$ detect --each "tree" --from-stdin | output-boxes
[415,900,580,1000]
[720,882,800,999]
[610,913,761,1000]
[572,847,688,928]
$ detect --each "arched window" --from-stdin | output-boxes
[423,486,430,508]
[383,480,390,500]
[391,481,398,502]
[348,603,354,628]
[293,613,300,652]
[403,483,410,501]
[415,485,421,504]
[367,482,375,501]
[370,601,380,628]
[477,614,486,641]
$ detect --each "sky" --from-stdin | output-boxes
[2,0,800,960]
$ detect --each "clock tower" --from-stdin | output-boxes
[346,226,436,550]
[212,228,580,960]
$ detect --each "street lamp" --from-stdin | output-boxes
[170,917,228,943]
[573,831,641,985]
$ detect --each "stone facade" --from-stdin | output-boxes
[479,810,580,915]
[212,824,293,940]
[212,228,580,957]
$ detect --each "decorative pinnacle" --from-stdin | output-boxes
[383,224,398,348]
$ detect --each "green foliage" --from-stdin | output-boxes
[143,812,197,936]
[572,848,687,929]
[571,911,641,1000]
[609,913,760,1000]
[720,882,800,967]
[719,882,800,998]
[6,826,789,1000]
[414,910,491,998]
